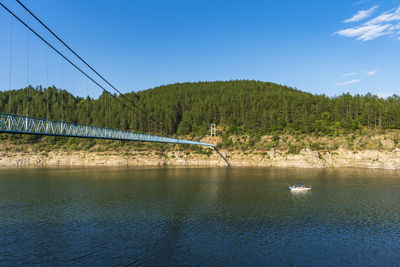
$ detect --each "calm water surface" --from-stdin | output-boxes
[0,167,399,266]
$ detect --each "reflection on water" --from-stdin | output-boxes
[0,167,399,265]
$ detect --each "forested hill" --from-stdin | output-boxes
[1,80,399,136]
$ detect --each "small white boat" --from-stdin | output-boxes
[289,183,311,192]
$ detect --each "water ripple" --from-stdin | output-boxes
[1,167,400,265]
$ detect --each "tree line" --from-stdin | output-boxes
[1,80,399,137]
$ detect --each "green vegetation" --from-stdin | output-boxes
[1,80,400,152]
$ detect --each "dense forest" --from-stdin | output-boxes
[1,80,399,138]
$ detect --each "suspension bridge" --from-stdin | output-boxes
[0,113,214,146]
[0,1,230,166]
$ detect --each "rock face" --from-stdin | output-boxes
[2,148,400,169]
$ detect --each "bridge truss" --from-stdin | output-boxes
[0,113,214,147]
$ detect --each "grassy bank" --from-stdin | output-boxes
[2,129,400,157]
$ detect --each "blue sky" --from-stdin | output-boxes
[0,0,399,98]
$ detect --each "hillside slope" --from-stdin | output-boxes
[1,80,399,137]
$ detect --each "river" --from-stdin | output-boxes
[0,167,399,265]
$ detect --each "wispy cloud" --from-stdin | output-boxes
[353,0,372,6]
[366,6,400,25]
[336,79,362,86]
[336,23,391,41]
[337,69,377,86]
[353,1,364,6]
[344,5,378,23]
[343,72,357,76]
[336,5,400,41]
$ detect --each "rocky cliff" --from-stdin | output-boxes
[2,147,400,169]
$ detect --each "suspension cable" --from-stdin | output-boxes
[9,14,12,113]
[26,25,29,86]
[15,0,157,124]
[61,47,64,120]
[0,1,152,125]
[46,46,49,119]
[26,21,29,115]
[86,79,89,125]
[73,68,76,122]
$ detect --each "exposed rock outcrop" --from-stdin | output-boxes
[2,148,400,169]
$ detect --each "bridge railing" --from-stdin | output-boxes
[0,113,214,147]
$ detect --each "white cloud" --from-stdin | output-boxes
[367,70,377,76]
[353,0,372,6]
[336,23,392,41]
[344,5,378,23]
[336,5,400,41]
[392,22,400,30]
[353,1,365,6]
[336,79,362,86]
[343,72,357,76]
[365,6,400,25]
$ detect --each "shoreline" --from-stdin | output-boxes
[2,148,400,169]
